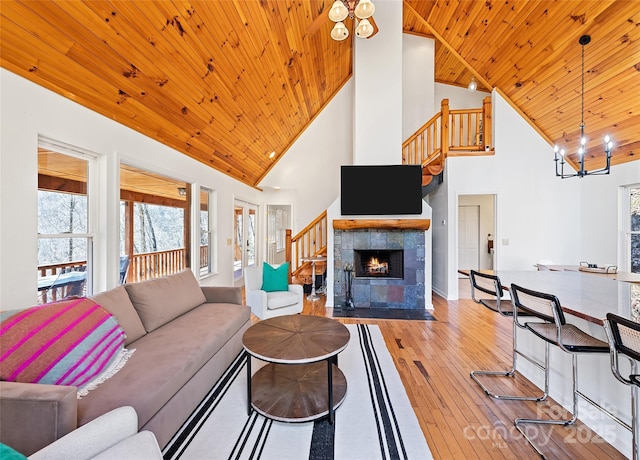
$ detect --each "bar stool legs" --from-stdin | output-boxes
[514,350,579,459]
[604,314,640,460]
[471,316,549,402]
[468,270,548,401]
[509,284,611,459]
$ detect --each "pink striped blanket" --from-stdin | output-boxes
[0,297,131,396]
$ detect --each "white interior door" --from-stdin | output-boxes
[458,205,480,271]
[233,200,258,285]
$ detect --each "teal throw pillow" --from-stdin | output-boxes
[261,262,289,292]
[0,443,27,459]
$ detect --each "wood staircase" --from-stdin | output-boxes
[286,98,494,282]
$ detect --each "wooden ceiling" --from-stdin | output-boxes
[2,1,638,187]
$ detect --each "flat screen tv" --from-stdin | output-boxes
[341,165,422,215]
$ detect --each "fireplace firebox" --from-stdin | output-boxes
[354,249,403,279]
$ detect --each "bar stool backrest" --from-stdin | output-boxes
[606,313,640,362]
[510,283,566,326]
[470,270,503,298]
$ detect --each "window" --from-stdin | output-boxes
[200,187,215,276]
[627,185,640,273]
[120,164,188,282]
[37,146,94,303]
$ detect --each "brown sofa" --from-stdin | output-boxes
[0,269,251,456]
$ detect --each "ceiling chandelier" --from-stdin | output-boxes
[329,0,375,41]
[554,35,613,178]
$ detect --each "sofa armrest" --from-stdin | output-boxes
[200,286,242,305]
[0,381,77,456]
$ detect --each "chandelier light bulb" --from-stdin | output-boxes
[578,147,584,156]
[560,148,566,157]
[580,136,586,146]
[328,1,349,22]
[331,21,349,41]
[554,145,559,153]
[354,0,375,19]
[355,18,373,38]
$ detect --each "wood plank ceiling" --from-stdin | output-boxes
[1,1,638,187]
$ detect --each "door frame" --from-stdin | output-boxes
[233,200,258,286]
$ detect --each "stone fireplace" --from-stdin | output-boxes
[333,220,428,309]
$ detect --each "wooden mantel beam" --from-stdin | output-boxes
[333,219,431,231]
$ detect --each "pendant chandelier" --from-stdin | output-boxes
[329,0,375,41]
[554,35,613,178]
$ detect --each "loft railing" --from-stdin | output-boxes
[285,211,327,281]
[402,97,493,179]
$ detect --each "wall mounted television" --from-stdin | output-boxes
[340,165,423,215]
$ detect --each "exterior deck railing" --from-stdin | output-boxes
[37,246,209,302]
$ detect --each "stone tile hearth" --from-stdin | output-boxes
[333,228,425,309]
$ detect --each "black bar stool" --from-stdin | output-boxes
[604,313,640,460]
[468,270,546,401]
[510,283,609,458]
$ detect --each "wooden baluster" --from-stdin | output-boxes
[482,96,492,151]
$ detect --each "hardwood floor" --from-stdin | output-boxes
[299,291,626,460]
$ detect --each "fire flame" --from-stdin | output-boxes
[367,257,388,274]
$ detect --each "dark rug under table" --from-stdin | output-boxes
[332,307,436,320]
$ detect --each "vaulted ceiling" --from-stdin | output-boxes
[1,1,638,187]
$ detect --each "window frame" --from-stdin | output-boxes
[623,183,640,273]
[199,186,216,277]
[37,139,97,300]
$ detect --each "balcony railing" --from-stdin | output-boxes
[402,97,493,178]
[128,248,185,283]
[37,246,209,303]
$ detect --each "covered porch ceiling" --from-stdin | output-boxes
[2,1,638,187]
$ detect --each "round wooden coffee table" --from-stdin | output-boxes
[242,314,350,423]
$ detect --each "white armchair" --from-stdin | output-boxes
[28,407,162,460]
[244,264,303,319]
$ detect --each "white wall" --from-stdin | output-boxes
[353,0,403,165]
[434,82,489,111]
[580,162,640,267]
[0,69,262,310]
[258,80,354,232]
[402,35,435,140]
[428,170,449,299]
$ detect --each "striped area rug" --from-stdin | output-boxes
[163,324,432,460]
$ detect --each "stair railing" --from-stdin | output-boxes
[285,210,327,281]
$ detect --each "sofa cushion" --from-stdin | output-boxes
[266,290,299,310]
[91,286,146,346]
[0,298,130,396]
[77,302,251,428]
[125,270,206,333]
